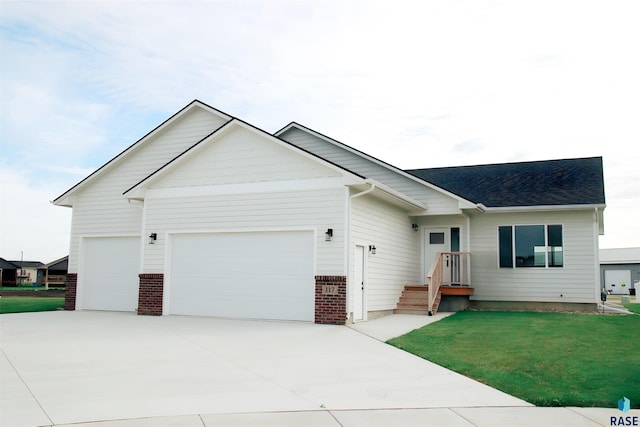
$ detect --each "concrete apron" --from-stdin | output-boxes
[2,311,634,427]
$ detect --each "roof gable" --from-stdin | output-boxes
[406,157,606,208]
[276,122,477,211]
[53,100,232,207]
[124,119,366,199]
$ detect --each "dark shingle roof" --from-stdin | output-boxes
[0,258,19,269]
[406,157,605,208]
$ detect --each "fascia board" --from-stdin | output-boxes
[478,203,607,213]
[366,179,428,212]
[275,122,476,207]
[52,100,232,206]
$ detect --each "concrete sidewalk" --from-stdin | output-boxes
[1,311,636,426]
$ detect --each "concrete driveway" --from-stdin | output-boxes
[1,311,622,426]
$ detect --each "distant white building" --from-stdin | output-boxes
[600,247,640,296]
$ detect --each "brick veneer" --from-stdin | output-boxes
[64,273,77,311]
[315,275,347,325]
[138,274,164,316]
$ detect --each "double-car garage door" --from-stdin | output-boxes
[80,231,314,321]
[169,231,314,321]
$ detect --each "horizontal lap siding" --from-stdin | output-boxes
[154,126,341,188]
[68,107,229,272]
[351,196,420,312]
[143,187,346,274]
[280,128,461,213]
[470,210,597,303]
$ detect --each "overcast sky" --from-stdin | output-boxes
[1,0,639,262]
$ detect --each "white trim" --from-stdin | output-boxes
[480,204,606,213]
[133,177,357,201]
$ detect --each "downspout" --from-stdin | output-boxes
[593,207,601,304]
[345,181,376,321]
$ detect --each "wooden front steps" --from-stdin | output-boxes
[394,285,474,316]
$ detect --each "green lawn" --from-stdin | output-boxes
[0,297,65,314]
[622,302,640,314]
[388,311,640,408]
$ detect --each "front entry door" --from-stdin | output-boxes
[424,228,450,283]
[354,245,365,321]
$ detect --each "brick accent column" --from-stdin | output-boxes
[138,274,164,316]
[315,275,347,325]
[64,273,77,311]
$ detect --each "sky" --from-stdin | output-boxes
[1,0,639,263]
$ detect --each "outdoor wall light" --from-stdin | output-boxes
[369,245,376,255]
[412,223,419,232]
[325,228,333,241]
[148,233,157,244]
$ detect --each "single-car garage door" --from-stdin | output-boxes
[80,236,140,311]
[169,231,314,321]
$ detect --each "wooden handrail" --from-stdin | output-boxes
[427,252,472,315]
[427,253,443,316]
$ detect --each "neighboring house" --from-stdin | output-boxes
[0,258,18,287]
[8,260,45,286]
[39,256,69,288]
[53,100,606,324]
[600,248,640,295]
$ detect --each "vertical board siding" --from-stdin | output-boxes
[469,210,597,303]
[67,107,229,272]
[350,195,420,312]
[280,128,461,213]
[143,187,346,275]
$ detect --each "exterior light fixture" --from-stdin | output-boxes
[148,233,157,244]
[325,228,333,241]
[412,223,419,232]
[369,245,376,255]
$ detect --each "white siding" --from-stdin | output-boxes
[280,128,462,214]
[350,194,420,314]
[152,126,342,189]
[143,188,345,275]
[67,107,229,272]
[469,210,598,303]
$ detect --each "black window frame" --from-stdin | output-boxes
[498,224,564,269]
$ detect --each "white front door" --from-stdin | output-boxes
[424,228,450,283]
[353,245,365,321]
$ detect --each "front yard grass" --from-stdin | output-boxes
[622,301,640,314]
[0,297,64,314]
[388,311,639,408]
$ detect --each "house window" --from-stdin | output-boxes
[499,225,563,268]
[429,232,445,244]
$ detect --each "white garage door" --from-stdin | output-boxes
[169,231,314,321]
[81,236,140,311]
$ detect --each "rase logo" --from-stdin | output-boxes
[611,397,638,426]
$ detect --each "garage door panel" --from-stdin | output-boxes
[81,236,140,312]
[170,231,314,321]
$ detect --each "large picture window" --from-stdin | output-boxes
[499,224,563,268]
